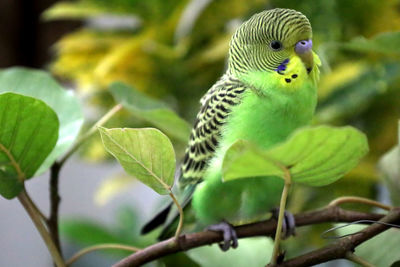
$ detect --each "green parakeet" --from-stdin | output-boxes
[142,8,320,247]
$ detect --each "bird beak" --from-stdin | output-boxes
[295,39,313,73]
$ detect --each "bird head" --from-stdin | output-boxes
[228,8,317,80]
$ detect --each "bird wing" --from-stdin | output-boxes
[141,75,247,237]
[179,74,247,187]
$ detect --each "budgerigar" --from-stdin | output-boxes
[142,8,320,250]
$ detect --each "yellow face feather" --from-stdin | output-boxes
[275,55,309,90]
[276,52,321,90]
[238,51,320,94]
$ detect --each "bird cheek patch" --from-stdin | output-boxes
[275,58,289,74]
[276,56,308,90]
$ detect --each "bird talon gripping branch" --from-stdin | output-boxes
[206,221,238,251]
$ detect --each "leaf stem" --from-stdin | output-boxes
[18,191,65,267]
[329,196,392,211]
[346,252,376,267]
[169,192,184,238]
[24,188,47,222]
[66,243,140,266]
[58,103,123,166]
[270,168,291,266]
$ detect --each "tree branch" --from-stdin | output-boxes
[277,207,400,267]
[112,206,385,267]
[46,104,123,256]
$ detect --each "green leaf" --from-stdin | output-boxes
[99,127,175,195]
[379,145,400,206]
[0,171,23,200]
[45,0,183,22]
[187,237,273,267]
[341,32,400,56]
[316,63,400,123]
[223,126,369,187]
[109,82,191,143]
[379,121,400,206]
[114,205,140,239]
[162,253,200,267]
[61,219,124,245]
[0,93,59,199]
[0,67,83,175]
[61,206,157,251]
[42,1,104,20]
[335,223,400,266]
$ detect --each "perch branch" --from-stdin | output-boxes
[277,207,400,267]
[112,206,385,267]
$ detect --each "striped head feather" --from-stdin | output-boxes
[228,8,315,78]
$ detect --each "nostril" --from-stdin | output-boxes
[295,39,312,54]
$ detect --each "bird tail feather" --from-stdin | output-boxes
[140,183,197,238]
[140,202,173,235]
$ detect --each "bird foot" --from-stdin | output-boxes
[271,208,296,239]
[206,221,238,251]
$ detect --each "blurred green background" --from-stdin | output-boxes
[1,0,400,266]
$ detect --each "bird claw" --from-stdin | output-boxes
[271,208,296,239]
[206,221,238,251]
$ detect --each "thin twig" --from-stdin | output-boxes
[346,252,376,267]
[169,192,184,239]
[46,104,123,256]
[18,191,66,267]
[112,206,384,267]
[329,196,393,211]
[58,104,123,166]
[278,207,400,267]
[66,244,140,266]
[270,176,291,265]
[321,219,400,239]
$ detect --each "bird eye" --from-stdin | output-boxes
[270,40,283,51]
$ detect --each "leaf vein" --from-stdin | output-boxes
[102,130,170,191]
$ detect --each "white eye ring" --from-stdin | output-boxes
[270,40,283,51]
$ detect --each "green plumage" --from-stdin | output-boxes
[192,69,317,225]
[143,8,321,236]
